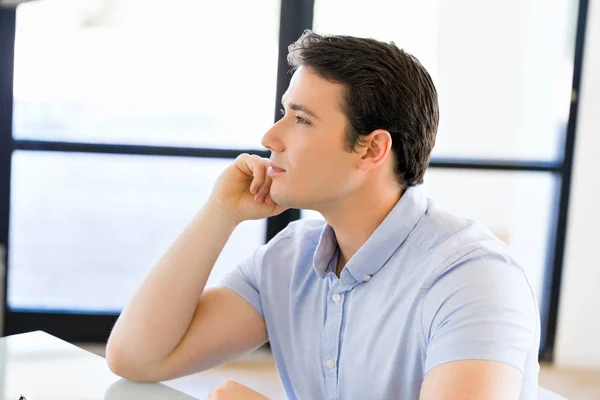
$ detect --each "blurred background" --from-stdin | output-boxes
[0,0,598,398]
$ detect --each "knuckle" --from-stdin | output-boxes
[250,154,269,165]
[209,382,233,398]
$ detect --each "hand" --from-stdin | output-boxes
[208,154,288,223]
[207,380,270,400]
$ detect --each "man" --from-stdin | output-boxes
[106,31,540,399]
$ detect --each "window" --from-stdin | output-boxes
[8,151,265,312]
[13,0,280,148]
[1,0,284,341]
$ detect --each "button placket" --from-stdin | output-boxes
[322,282,345,399]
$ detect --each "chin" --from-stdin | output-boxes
[272,191,319,211]
[270,191,295,209]
[270,185,302,209]
[270,180,328,210]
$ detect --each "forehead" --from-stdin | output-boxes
[283,66,345,112]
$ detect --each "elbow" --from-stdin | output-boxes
[105,341,135,380]
[105,341,161,383]
[106,351,128,379]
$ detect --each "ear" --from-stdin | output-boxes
[357,129,393,172]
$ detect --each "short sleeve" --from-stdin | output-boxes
[217,247,264,318]
[422,249,540,375]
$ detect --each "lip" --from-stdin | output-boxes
[268,162,286,173]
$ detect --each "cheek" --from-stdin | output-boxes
[291,150,328,181]
[284,135,354,187]
[297,152,351,188]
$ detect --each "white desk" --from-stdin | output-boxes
[0,331,203,399]
[0,331,567,400]
[0,330,286,400]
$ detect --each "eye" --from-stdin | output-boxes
[295,116,310,125]
[280,107,310,125]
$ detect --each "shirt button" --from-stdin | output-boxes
[326,359,336,370]
[331,293,342,303]
[363,274,371,282]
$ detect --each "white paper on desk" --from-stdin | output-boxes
[104,379,199,400]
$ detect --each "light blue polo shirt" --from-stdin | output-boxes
[219,186,540,399]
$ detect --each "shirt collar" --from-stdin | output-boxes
[312,185,428,281]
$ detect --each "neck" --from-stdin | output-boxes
[319,181,404,278]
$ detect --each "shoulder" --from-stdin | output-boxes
[419,242,540,375]
[410,199,503,256]
[410,198,538,325]
[406,198,518,279]
[417,207,539,351]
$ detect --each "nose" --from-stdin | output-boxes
[261,119,285,153]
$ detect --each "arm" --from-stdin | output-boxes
[420,360,522,399]
[106,154,287,382]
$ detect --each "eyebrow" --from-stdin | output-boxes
[281,98,321,121]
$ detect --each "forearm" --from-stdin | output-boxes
[107,202,239,370]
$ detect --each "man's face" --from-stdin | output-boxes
[261,66,361,211]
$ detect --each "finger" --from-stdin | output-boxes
[250,154,269,195]
[247,159,267,195]
[234,153,264,178]
[255,176,272,202]
[234,153,252,176]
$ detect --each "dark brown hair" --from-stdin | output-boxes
[287,30,439,187]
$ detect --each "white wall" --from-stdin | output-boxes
[554,0,600,369]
